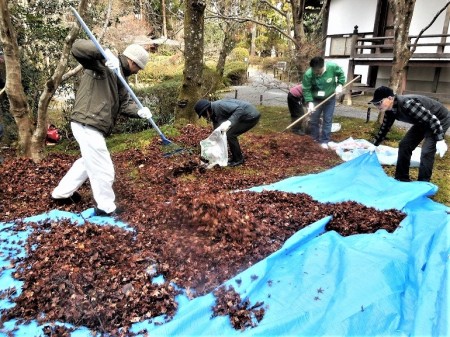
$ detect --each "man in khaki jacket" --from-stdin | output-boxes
[52,39,152,216]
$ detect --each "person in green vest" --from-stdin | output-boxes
[302,56,346,149]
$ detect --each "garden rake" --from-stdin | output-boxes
[284,75,362,132]
[70,7,183,157]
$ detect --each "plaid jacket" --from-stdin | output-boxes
[373,95,450,146]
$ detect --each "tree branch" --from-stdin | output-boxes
[61,0,113,81]
[100,0,113,42]
[260,0,287,18]
[313,0,329,25]
[410,1,450,53]
[208,13,297,47]
[62,64,82,81]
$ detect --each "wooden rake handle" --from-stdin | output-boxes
[284,75,361,131]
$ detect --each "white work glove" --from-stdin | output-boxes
[219,120,232,133]
[137,107,152,119]
[307,102,315,113]
[436,140,448,158]
[335,84,343,94]
[104,49,120,71]
[368,144,377,154]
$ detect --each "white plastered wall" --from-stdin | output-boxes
[326,0,377,35]
[324,0,379,84]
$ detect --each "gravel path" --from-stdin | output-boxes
[219,66,450,135]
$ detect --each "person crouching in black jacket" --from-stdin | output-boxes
[194,98,261,167]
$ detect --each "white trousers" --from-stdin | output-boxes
[52,122,116,213]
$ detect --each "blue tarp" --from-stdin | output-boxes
[1,153,449,336]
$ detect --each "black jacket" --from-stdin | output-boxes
[210,99,261,129]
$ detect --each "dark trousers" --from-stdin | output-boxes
[395,117,450,182]
[287,92,304,131]
[227,116,260,161]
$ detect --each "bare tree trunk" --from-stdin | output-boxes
[389,0,415,93]
[214,0,244,77]
[374,1,449,125]
[216,29,234,78]
[0,0,33,157]
[162,0,168,37]
[376,0,416,123]
[259,0,312,73]
[0,0,108,161]
[290,0,310,74]
[175,0,206,124]
[30,0,89,162]
[250,23,257,56]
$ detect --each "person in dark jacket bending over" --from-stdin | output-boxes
[194,98,261,167]
[368,86,449,182]
[52,39,152,216]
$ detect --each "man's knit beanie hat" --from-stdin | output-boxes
[123,44,149,69]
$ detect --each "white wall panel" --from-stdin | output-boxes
[327,0,377,34]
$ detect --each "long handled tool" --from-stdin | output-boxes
[284,75,362,132]
[70,7,183,156]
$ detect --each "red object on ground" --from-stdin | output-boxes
[46,124,61,143]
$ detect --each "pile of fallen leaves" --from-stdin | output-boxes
[0,125,406,335]
[3,220,179,336]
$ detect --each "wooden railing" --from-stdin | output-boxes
[332,30,450,102]
[351,33,450,59]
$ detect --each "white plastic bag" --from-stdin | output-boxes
[200,128,228,168]
[331,122,341,132]
[330,137,421,167]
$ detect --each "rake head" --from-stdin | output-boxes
[162,139,185,157]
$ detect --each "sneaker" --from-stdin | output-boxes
[52,192,82,205]
[327,142,337,150]
[94,206,124,217]
[320,143,328,149]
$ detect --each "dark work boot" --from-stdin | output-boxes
[395,177,411,182]
[52,191,82,205]
[227,157,235,166]
[228,159,245,167]
[291,128,305,135]
[94,206,124,217]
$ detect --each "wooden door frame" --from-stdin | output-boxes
[368,0,393,87]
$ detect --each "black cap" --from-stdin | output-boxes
[368,86,394,104]
[194,99,211,118]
